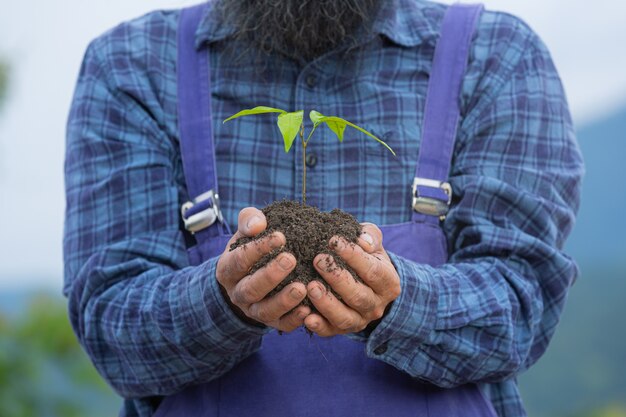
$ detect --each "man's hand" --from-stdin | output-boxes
[216,207,310,332]
[304,223,401,337]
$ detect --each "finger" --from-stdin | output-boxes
[225,230,245,248]
[313,254,378,316]
[330,236,393,297]
[231,252,295,305]
[246,281,306,323]
[358,223,384,254]
[218,232,286,286]
[306,281,365,333]
[238,207,267,237]
[304,313,342,337]
[276,305,311,333]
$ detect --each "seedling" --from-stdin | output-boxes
[223,106,395,204]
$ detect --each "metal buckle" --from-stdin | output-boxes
[180,190,224,234]
[412,177,452,220]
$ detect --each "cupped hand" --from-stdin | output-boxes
[216,207,310,332]
[304,223,401,337]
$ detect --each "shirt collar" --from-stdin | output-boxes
[371,0,439,47]
[194,1,236,48]
[194,0,439,49]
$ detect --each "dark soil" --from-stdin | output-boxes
[230,200,362,309]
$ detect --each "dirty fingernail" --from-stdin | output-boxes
[361,232,374,246]
[278,254,294,270]
[290,287,303,300]
[269,233,284,249]
[310,286,322,300]
[332,238,345,251]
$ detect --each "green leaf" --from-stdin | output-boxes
[309,110,346,141]
[309,110,325,126]
[223,106,286,123]
[324,118,348,142]
[277,110,303,153]
[308,110,396,156]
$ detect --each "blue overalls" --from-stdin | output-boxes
[154,3,497,416]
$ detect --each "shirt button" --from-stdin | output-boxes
[373,342,388,355]
[305,153,318,168]
[305,74,317,88]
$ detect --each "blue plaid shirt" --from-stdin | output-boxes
[63,1,583,416]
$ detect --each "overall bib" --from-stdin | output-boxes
[155,3,497,416]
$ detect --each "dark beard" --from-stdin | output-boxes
[214,0,381,64]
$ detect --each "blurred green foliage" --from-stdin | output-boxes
[0,59,7,108]
[0,293,120,417]
[519,264,626,417]
[570,405,626,417]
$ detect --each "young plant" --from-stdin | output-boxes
[223,106,395,204]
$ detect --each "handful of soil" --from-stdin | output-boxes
[230,200,362,307]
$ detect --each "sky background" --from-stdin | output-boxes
[1,0,626,290]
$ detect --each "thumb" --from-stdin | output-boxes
[238,207,267,237]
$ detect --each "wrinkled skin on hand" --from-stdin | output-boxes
[216,207,311,332]
[304,223,402,337]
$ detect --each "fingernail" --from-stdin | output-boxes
[361,232,374,246]
[332,238,345,252]
[290,287,303,300]
[297,310,308,320]
[269,233,284,249]
[246,215,262,231]
[278,254,294,270]
[316,257,326,269]
[310,286,322,300]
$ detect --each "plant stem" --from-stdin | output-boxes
[300,123,306,205]
[304,124,317,146]
[300,123,320,205]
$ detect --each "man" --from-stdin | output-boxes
[63,0,583,416]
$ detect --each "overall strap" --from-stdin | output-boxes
[412,3,483,223]
[177,3,231,244]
